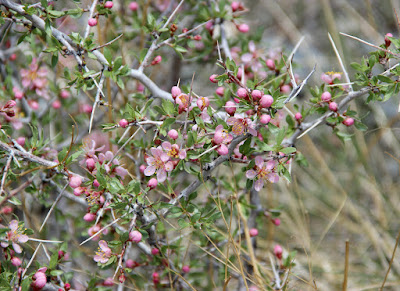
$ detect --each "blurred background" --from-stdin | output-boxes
[240,0,400,290]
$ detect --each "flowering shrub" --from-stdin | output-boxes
[0,0,399,290]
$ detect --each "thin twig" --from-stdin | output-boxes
[342,240,349,291]
[328,33,353,92]
[380,230,400,290]
[39,184,68,232]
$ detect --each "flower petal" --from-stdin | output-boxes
[255,156,264,168]
[144,166,156,176]
[246,170,257,179]
[162,141,172,151]
[157,169,167,183]
[164,161,174,172]
[254,179,264,191]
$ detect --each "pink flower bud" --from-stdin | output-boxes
[273,218,281,226]
[151,55,162,65]
[171,86,181,99]
[104,1,113,8]
[329,102,338,112]
[238,23,249,33]
[88,18,97,27]
[182,265,190,273]
[295,112,302,121]
[60,90,70,99]
[16,137,25,146]
[93,179,100,188]
[147,178,158,189]
[11,257,22,266]
[225,101,236,116]
[237,88,248,98]
[216,87,225,96]
[139,164,146,173]
[4,100,16,109]
[321,91,331,102]
[14,88,23,100]
[52,100,61,109]
[31,270,47,289]
[82,104,92,114]
[119,274,126,283]
[126,259,139,268]
[193,35,202,41]
[385,33,393,47]
[274,244,283,260]
[83,212,96,222]
[69,175,82,189]
[234,97,240,103]
[209,74,218,83]
[129,230,142,243]
[343,117,354,126]
[251,90,262,100]
[249,228,258,237]
[151,248,159,255]
[9,53,17,61]
[217,144,229,156]
[86,158,96,171]
[1,206,12,214]
[260,114,271,124]
[129,2,138,11]
[152,272,160,284]
[119,119,129,128]
[103,278,114,286]
[168,129,179,140]
[231,1,240,12]
[266,59,275,70]
[281,84,291,94]
[205,20,214,31]
[64,283,71,290]
[73,187,84,196]
[260,94,273,108]
[237,67,243,79]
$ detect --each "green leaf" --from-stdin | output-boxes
[280,147,297,154]
[49,251,59,269]
[162,99,175,115]
[377,75,393,83]
[104,47,113,64]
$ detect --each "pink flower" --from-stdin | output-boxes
[1,220,29,253]
[246,156,279,191]
[144,147,173,182]
[227,116,257,136]
[162,141,186,160]
[94,240,112,264]
[196,97,209,111]
[214,125,233,145]
[176,93,190,112]
[20,58,49,99]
